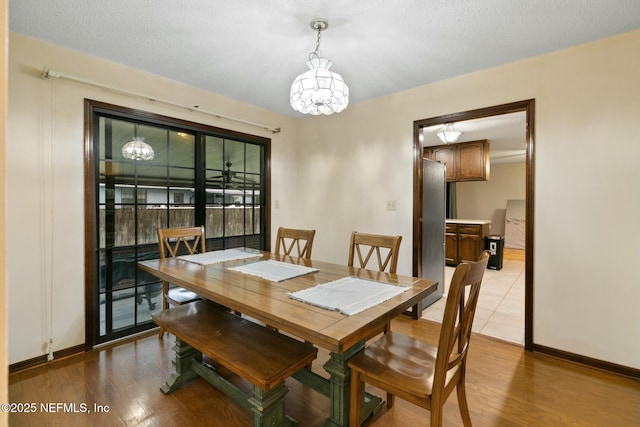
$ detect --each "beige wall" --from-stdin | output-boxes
[295,30,640,369]
[6,29,640,372]
[456,162,526,235]
[6,33,299,364]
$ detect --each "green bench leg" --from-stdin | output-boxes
[248,382,296,427]
[160,338,202,394]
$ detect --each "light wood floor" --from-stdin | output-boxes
[503,248,525,262]
[9,316,639,426]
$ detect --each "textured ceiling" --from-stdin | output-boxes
[10,1,640,119]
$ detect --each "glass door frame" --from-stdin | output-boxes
[83,99,271,348]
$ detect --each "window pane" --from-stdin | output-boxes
[110,288,136,331]
[169,132,195,167]
[93,104,268,344]
[224,206,245,237]
[99,118,135,161]
[136,164,169,187]
[205,204,222,238]
[137,125,168,164]
[245,143,261,174]
[168,167,195,187]
[168,206,195,229]
[99,160,135,187]
[136,283,161,317]
[205,136,224,170]
[137,206,166,245]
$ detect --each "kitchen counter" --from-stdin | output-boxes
[446,219,492,225]
[445,220,491,266]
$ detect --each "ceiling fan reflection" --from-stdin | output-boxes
[209,161,259,189]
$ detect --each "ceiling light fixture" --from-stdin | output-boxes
[290,18,349,115]
[436,123,463,144]
[122,136,155,161]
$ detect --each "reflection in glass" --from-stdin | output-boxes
[94,110,267,343]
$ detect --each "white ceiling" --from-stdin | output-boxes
[10,1,640,120]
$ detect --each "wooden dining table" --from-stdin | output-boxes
[138,249,437,427]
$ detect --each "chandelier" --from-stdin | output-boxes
[290,19,349,115]
[122,136,154,161]
[436,123,463,144]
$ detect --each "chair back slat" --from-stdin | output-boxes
[348,231,402,274]
[274,227,316,260]
[158,226,206,259]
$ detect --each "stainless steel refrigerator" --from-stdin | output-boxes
[421,159,446,308]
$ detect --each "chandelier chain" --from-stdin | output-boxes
[310,24,323,60]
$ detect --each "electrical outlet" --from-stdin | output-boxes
[386,200,397,211]
[274,200,280,209]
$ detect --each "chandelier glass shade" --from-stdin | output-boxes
[290,19,349,115]
[436,123,463,144]
[122,136,154,161]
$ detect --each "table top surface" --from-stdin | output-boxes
[139,250,437,353]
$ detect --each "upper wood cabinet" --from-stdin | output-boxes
[424,140,490,182]
[431,145,457,181]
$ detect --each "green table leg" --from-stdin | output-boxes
[322,340,384,427]
[160,338,202,394]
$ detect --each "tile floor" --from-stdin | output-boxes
[422,257,525,345]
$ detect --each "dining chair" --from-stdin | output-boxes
[274,227,316,260]
[347,250,490,427]
[157,226,206,337]
[347,231,402,274]
[348,231,403,331]
[271,227,317,356]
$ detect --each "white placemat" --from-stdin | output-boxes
[228,260,318,282]
[177,249,261,265]
[288,277,409,316]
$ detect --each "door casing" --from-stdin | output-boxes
[412,99,535,350]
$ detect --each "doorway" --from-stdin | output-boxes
[412,100,535,350]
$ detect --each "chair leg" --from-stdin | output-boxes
[304,340,314,370]
[349,371,364,426]
[411,303,419,319]
[456,379,472,427]
[161,281,170,310]
[386,392,395,408]
[158,282,169,339]
[430,406,444,427]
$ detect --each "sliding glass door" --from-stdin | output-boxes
[87,101,270,345]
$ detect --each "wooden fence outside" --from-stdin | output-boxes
[99,206,262,247]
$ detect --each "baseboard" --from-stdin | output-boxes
[10,332,639,381]
[533,343,640,380]
[9,344,85,374]
[9,329,159,374]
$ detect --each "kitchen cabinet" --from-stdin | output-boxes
[431,145,457,181]
[424,140,490,182]
[445,220,490,266]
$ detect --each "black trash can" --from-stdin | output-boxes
[486,235,504,270]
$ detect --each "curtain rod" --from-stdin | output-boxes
[42,69,281,134]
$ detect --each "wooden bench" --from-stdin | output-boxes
[151,300,318,427]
